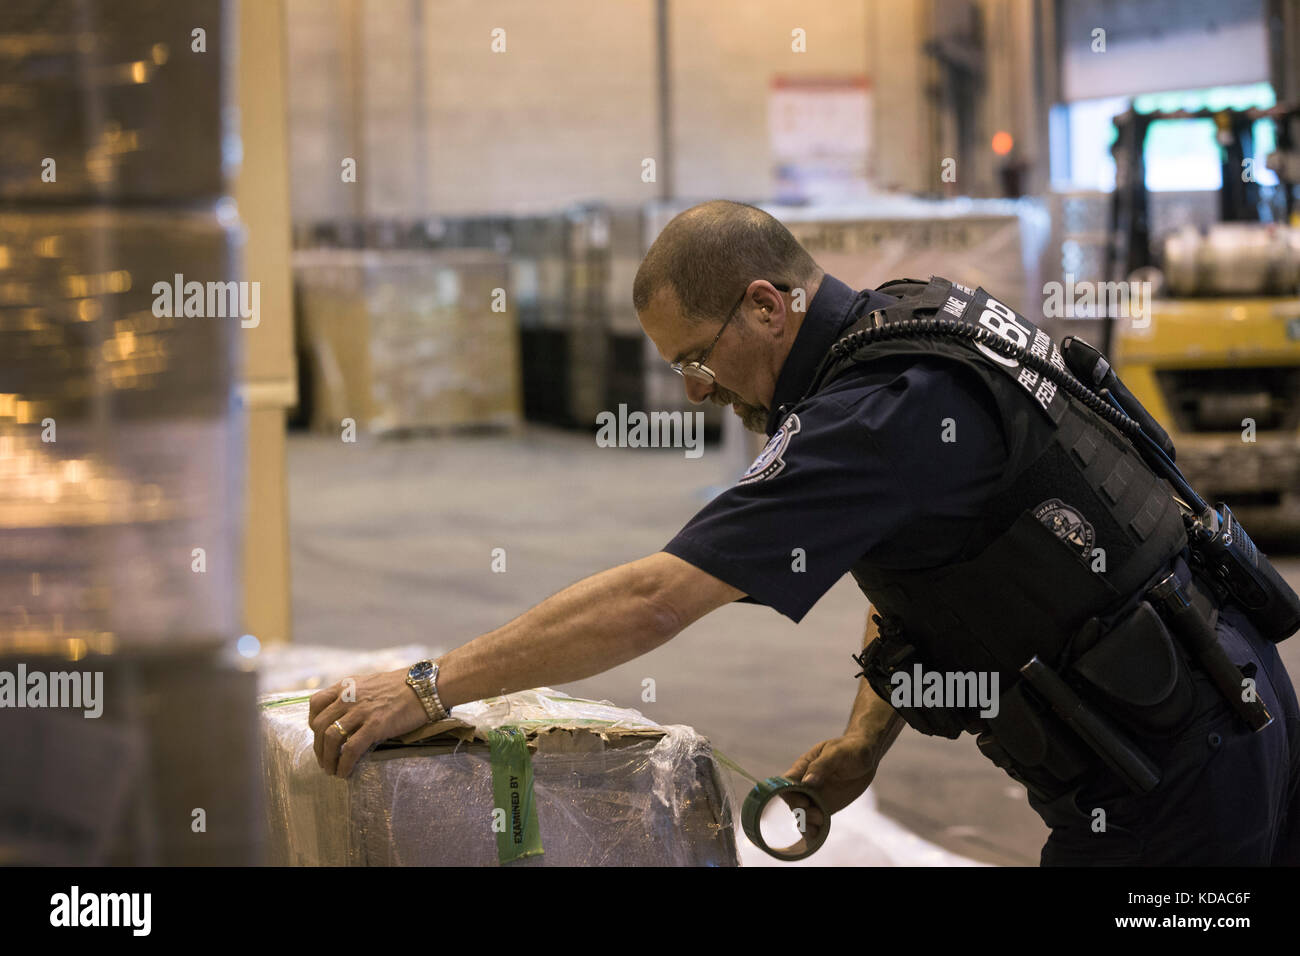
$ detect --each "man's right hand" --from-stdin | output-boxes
[780,733,881,828]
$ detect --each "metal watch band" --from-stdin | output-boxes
[428,662,448,721]
[407,661,449,723]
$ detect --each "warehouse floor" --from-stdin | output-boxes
[287,426,1300,867]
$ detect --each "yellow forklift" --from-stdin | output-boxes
[1104,103,1300,541]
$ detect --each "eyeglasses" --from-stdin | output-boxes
[670,282,790,387]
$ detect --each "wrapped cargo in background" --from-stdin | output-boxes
[0,0,264,869]
[760,198,1051,313]
[0,208,243,645]
[293,248,523,435]
[0,0,235,202]
[0,207,260,863]
[0,646,263,865]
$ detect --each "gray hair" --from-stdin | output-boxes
[633,200,821,323]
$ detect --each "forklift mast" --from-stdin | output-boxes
[1103,103,1299,353]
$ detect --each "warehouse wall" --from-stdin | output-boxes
[1058,0,1269,100]
[283,0,944,221]
[865,0,934,194]
[421,0,659,213]
[285,0,354,221]
[669,0,875,199]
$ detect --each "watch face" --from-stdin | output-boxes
[408,660,434,682]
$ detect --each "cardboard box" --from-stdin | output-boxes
[294,249,523,434]
[260,685,740,866]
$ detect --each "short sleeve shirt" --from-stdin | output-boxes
[662,274,1011,622]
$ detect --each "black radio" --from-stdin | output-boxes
[1057,335,1300,646]
[1188,502,1300,644]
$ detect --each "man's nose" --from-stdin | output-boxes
[683,376,713,405]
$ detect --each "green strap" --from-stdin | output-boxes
[488,726,544,864]
[259,694,314,709]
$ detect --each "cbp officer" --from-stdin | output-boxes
[308,200,1300,865]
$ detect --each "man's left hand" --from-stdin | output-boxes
[308,667,433,778]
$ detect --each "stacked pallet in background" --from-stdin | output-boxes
[0,210,241,641]
[762,198,1051,312]
[295,198,1051,440]
[294,248,522,434]
[293,204,720,434]
[0,0,264,864]
[508,215,574,424]
[565,205,614,427]
[605,205,654,411]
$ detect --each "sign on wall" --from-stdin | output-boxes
[769,75,872,202]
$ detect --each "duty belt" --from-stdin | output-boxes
[1164,551,1219,629]
[1147,553,1274,734]
[978,549,1269,803]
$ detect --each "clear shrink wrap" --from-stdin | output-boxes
[0,208,242,647]
[0,0,234,202]
[293,248,522,434]
[260,681,740,866]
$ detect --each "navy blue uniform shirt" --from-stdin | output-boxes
[663,273,1011,622]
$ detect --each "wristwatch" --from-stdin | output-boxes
[406,659,449,724]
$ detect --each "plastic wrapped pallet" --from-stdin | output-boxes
[260,683,740,866]
[0,208,242,646]
[294,248,523,434]
[760,198,1050,312]
[0,644,263,865]
[0,0,234,202]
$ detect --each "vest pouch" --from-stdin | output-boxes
[976,732,1075,803]
[978,680,1095,795]
[860,632,967,740]
[1067,600,1198,738]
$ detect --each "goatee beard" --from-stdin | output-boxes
[709,390,768,434]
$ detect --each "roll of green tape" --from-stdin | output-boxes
[741,776,830,861]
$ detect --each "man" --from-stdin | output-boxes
[309,200,1300,865]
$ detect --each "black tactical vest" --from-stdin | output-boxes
[811,277,1190,793]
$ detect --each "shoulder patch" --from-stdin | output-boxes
[739,413,801,485]
[1033,498,1095,557]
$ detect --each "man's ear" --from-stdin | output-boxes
[761,291,789,334]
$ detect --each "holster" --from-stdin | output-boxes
[859,618,969,740]
[981,592,1206,798]
[1067,599,1200,739]
[976,682,1096,802]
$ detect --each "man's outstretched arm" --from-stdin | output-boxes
[435,552,741,709]
[309,552,743,776]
